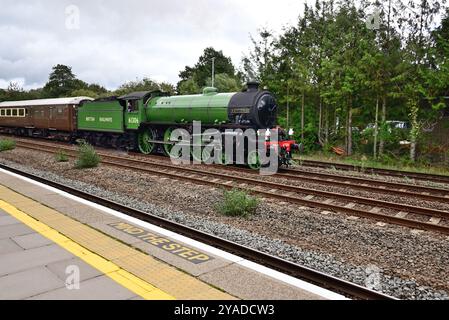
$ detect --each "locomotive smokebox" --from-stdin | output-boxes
[228,82,277,129]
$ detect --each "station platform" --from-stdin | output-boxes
[0,169,343,300]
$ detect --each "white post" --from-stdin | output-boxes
[287,84,290,128]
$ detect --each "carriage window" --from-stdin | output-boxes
[12,109,17,116]
[19,109,25,117]
[6,109,11,116]
[0,109,4,117]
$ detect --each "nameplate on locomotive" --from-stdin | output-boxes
[230,107,251,114]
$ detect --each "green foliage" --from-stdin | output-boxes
[205,73,241,93]
[241,29,276,84]
[71,89,101,98]
[43,64,80,98]
[178,78,201,95]
[177,47,239,92]
[114,77,175,96]
[71,83,108,98]
[2,1,449,166]
[0,82,29,101]
[241,0,448,163]
[178,73,241,94]
[74,141,100,169]
[0,139,16,152]
[55,150,69,162]
[86,83,108,95]
[215,189,258,218]
[0,66,109,102]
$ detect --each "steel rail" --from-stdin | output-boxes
[12,137,449,203]
[14,141,449,235]
[279,168,449,202]
[298,159,449,184]
[0,162,396,300]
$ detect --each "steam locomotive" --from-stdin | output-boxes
[0,82,298,169]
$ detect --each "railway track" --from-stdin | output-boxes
[297,159,449,184]
[278,168,449,204]
[0,162,395,300]
[10,136,449,204]
[11,139,449,235]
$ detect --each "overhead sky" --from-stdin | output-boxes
[0,0,312,90]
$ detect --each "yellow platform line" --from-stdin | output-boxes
[0,200,175,300]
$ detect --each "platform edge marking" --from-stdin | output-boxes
[0,168,347,300]
[0,199,175,300]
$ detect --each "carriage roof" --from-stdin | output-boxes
[0,97,94,108]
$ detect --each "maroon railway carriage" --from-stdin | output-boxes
[0,97,93,140]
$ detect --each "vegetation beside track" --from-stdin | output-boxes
[55,150,69,162]
[296,152,449,177]
[216,189,259,218]
[0,139,16,152]
[75,140,100,169]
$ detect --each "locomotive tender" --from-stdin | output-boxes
[0,82,297,169]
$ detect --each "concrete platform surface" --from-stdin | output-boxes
[0,211,139,300]
[0,170,333,300]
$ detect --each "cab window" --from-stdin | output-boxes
[126,100,138,112]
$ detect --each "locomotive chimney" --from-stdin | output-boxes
[246,81,260,92]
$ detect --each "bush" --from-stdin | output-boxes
[0,139,16,152]
[55,150,69,162]
[75,141,100,169]
[215,189,258,218]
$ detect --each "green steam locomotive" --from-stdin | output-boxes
[0,82,297,169]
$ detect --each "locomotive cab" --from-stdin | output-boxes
[118,91,154,131]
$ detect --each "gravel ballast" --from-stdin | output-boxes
[1,147,449,300]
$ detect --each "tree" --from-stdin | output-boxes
[0,82,44,101]
[432,8,449,97]
[364,0,405,157]
[158,82,176,95]
[115,77,175,96]
[71,89,102,98]
[241,0,449,161]
[0,82,28,101]
[242,29,277,84]
[177,47,238,92]
[178,78,200,95]
[398,0,444,161]
[43,64,80,98]
[205,73,241,92]
[87,83,108,96]
[7,82,26,100]
[115,78,160,96]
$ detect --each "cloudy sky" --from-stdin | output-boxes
[0,0,312,90]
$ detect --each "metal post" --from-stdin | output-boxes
[211,57,215,87]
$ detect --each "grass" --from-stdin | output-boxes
[296,151,449,176]
[74,140,100,169]
[0,139,16,152]
[55,150,69,162]
[215,189,259,218]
